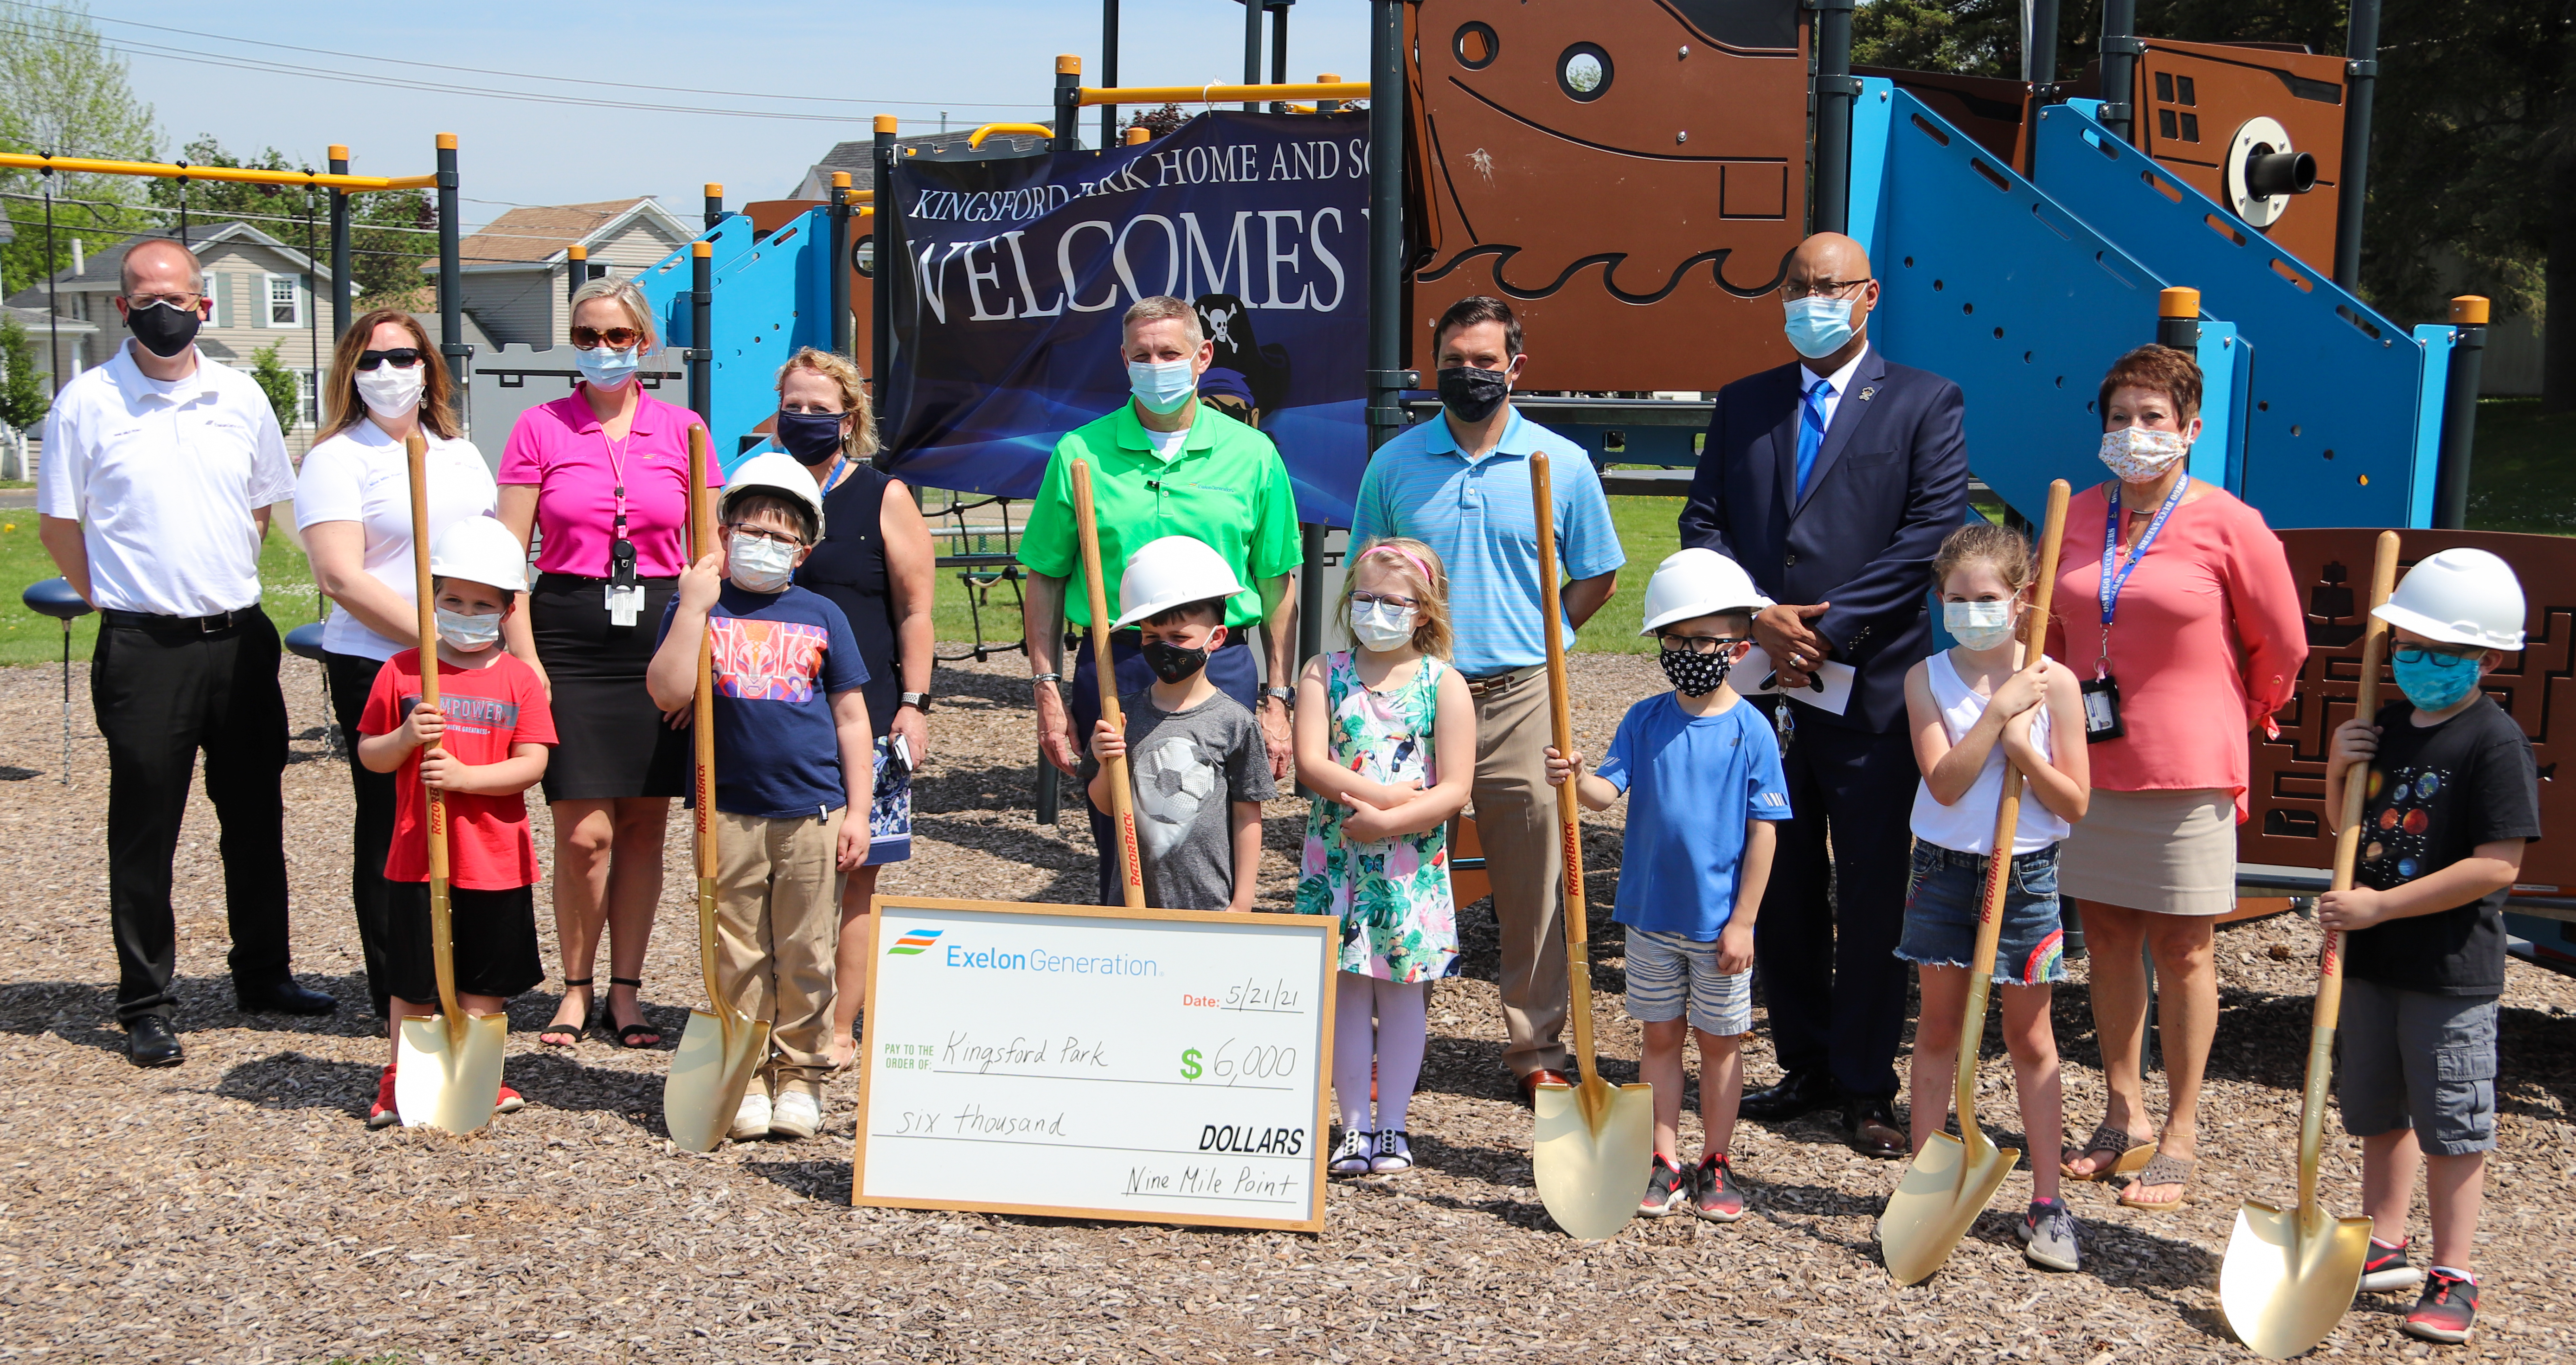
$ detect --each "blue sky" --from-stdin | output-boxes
[103,0,1371,232]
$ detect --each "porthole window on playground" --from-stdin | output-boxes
[1453,22,1497,71]
[853,235,875,279]
[1558,44,1612,102]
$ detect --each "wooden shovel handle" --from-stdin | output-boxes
[689,426,718,883]
[1073,460,1146,909]
[405,433,460,1043]
[1528,452,1601,1085]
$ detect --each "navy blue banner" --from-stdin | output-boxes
[880,111,1370,527]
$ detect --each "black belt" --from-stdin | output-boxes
[101,607,255,634]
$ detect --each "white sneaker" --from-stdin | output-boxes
[770,1090,822,1140]
[728,1090,772,1141]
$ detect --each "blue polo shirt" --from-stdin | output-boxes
[1349,408,1625,677]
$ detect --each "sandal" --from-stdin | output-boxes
[2116,1151,2195,1211]
[607,976,662,1049]
[537,978,592,1049]
[2061,1122,2155,1182]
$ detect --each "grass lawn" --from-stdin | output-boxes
[0,517,319,669]
[2467,397,2576,536]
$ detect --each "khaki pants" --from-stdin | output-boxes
[1469,669,1572,1078]
[714,809,843,1100]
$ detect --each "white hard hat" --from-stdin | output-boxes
[1638,547,1771,635]
[1112,535,1246,629]
[427,516,530,594]
[719,451,827,540]
[2373,546,2525,651]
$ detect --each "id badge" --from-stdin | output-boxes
[604,583,644,627]
[2080,674,2126,743]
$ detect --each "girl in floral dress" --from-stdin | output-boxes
[1293,539,1477,1176]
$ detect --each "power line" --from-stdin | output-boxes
[0,192,637,256]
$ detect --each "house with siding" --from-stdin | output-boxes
[440,198,695,348]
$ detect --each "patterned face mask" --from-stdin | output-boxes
[2096,425,2191,482]
[1657,646,1734,697]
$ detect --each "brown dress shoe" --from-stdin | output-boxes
[1843,1096,1907,1159]
[1516,1069,1573,1108]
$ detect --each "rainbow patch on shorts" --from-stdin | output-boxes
[2023,929,2065,984]
[888,929,942,956]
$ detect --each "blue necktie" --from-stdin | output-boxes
[1795,377,1832,499]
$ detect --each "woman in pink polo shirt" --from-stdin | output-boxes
[497,277,719,1050]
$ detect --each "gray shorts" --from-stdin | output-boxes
[2337,977,2498,1156]
[1622,928,1754,1037]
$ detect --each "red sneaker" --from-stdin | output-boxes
[366,1064,400,1129]
[495,1083,526,1115]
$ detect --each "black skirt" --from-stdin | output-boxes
[385,882,545,1003]
[529,571,689,802]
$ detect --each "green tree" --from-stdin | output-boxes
[149,135,437,307]
[0,312,46,431]
[248,342,300,435]
[0,0,158,292]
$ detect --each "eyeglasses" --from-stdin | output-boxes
[1348,589,1419,610]
[2392,644,2480,670]
[124,293,203,312]
[356,347,423,371]
[1779,277,1871,301]
[570,325,643,351]
[1658,633,1748,655]
[723,521,806,548]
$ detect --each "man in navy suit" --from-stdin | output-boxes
[1679,231,1969,1158]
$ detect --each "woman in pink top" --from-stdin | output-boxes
[497,277,720,1050]
[2043,345,2306,1210]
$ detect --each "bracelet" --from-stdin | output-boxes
[1032,672,1063,686]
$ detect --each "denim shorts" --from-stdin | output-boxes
[1894,843,2066,986]
[2338,977,2498,1155]
[1623,927,1754,1036]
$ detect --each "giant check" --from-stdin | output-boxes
[854,897,1339,1231]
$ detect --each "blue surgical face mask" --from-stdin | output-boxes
[1783,295,1857,361]
[1943,600,2018,652]
[1127,358,1197,415]
[575,342,644,389]
[2391,649,2482,711]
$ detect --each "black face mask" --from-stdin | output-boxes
[127,299,201,359]
[1657,647,1735,697]
[1436,365,1511,423]
[1141,638,1210,685]
[774,410,846,466]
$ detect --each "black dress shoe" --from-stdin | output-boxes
[1842,1096,1908,1159]
[235,978,340,1016]
[1741,1070,1837,1121]
[125,1015,184,1068]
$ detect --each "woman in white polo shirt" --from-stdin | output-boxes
[295,308,501,1019]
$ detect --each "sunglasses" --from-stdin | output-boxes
[356,347,423,371]
[571,326,642,351]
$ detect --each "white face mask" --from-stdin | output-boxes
[728,533,799,594]
[434,606,502,651]
[1348,599,1415,653]
[355,363,424,419]
[1942,600,2018,652]
[2097,425,2191,482]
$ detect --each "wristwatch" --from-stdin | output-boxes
[899,691,935,712]
[1262,686,1295,708]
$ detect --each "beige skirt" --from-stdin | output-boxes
[2060,788,2237,916]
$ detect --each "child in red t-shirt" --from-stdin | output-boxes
[355,519,556,1128]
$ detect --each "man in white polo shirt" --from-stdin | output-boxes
[38,236,337,1069]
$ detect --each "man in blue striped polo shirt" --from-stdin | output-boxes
[1349,296,1624,1103]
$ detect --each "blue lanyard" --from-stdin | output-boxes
[2098,478,2188,627]
[818,455,853,498]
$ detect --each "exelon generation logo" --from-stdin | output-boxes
[887,929,943,956]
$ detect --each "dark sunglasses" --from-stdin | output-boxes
[356,347,423,371]
[571,326,642,351]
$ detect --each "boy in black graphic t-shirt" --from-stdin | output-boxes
[2321,547,2540,1347]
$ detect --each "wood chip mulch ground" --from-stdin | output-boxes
[2,650,2571,1364]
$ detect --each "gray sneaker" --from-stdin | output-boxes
[2016,1197,2081,1271]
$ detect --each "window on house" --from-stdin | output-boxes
[300,370,320,427]
[266,273,301,327]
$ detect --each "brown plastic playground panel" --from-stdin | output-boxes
[2243,529,2572,891]
[1405,0,1809,391]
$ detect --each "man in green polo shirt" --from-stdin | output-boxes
[1019,295,1302,905]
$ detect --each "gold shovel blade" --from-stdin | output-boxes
[1531,1078,1657,1240]
[1878,1128,2022,1284]
[2219,1198,2373,1359]
[393,1012,509,1135]
[663,1007,771,1153]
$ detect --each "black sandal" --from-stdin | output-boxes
[607,976,661,1048]
[538,978,591,1048]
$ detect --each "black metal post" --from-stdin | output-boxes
[1242,0,1263,112]
[566,244,587,303]
[436,134,467,426]
[1366,0,1407,459]
[831,172,854,359]
[1056,55,1083,148]
[1810,0,1858,235]
[1099,0,1120,147]
[2333,0,2381,292]
[689,240,713,428]
[704,184,725,231]
[1271,1,1291,110]
[328,146,353,341]
[177,166,189,246]
[2099,0,2140,146]
[2433,296,2488,530]
[2157,285,2202,351]
[2026,0,2060,87]
[873,115,896,393]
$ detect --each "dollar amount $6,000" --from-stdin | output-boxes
[1178,1040,1298,1084]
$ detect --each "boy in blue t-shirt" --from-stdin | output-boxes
[649,454,871,1143]
[1547,548,1791,1223]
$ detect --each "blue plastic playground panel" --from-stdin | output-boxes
[2030,105,2435,528]
[2407,325,2457,531]
[2191,321,2249,496]
[1848,82,2169,525]
[637,213,838,473]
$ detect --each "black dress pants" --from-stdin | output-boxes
[1753,707,1921,1101]
[93,608,292,1022]
[325,650,397,1018]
